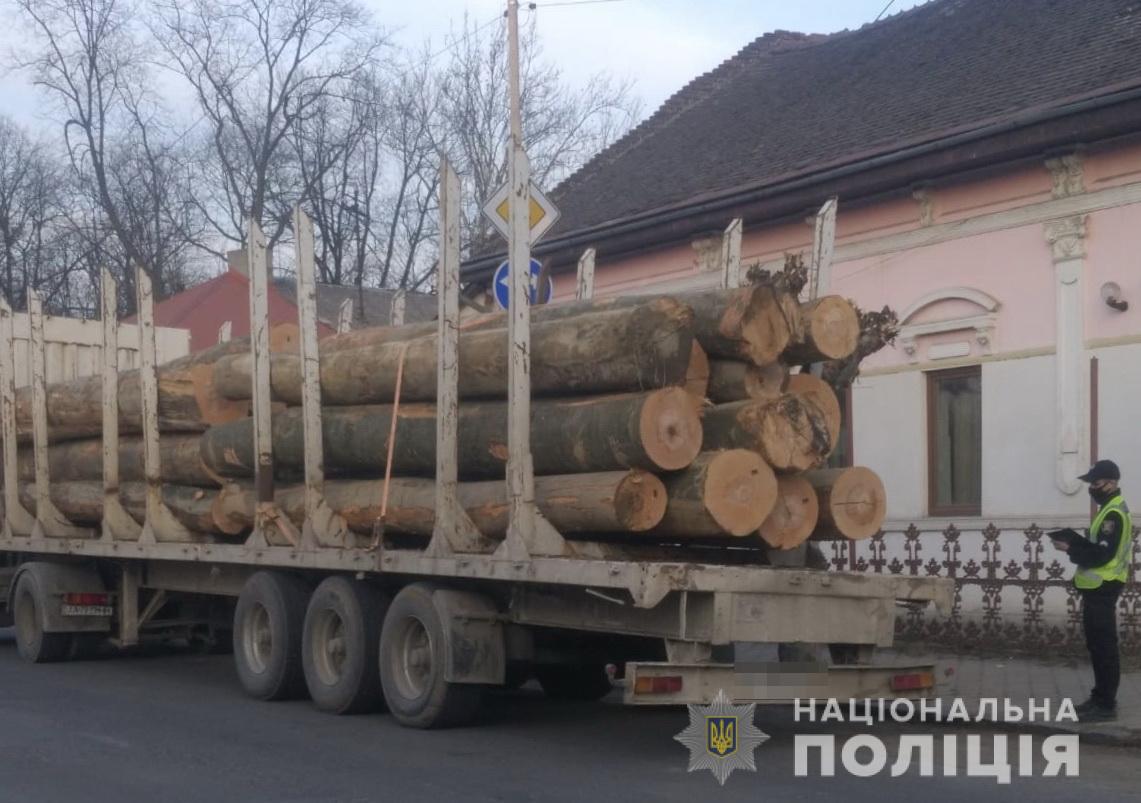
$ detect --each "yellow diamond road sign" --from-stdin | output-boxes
[482,181,560,244]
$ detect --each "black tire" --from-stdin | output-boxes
[379,583,482,728]
[534,664,613,701]
[302,576,388,714]
[233,571,310,700]
[12,573,72,663]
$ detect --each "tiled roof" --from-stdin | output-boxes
[545,0,1141,239]
[131,270,313,353]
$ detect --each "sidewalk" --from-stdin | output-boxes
[894,649,1141,746]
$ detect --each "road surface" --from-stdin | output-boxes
[0,630,1137,802]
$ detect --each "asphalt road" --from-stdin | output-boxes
[0,630,1137,803]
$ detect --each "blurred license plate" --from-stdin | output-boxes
[61,604,112,616]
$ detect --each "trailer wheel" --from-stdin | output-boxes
[379,583,482,728]
[233,572,309,700]
[534,664,613,701]
[302,576,388,714]
[12,573,72,663]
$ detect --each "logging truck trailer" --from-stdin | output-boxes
[0,162,953,729]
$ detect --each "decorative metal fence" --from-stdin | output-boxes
[823,523,1141,655]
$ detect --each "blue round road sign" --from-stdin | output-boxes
[493,259,552,309]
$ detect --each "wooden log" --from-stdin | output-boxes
[786,372,842,451]
[12,338,249,443]
[213,297,694,404]
[702,395,831,473]
[684,342,710,400]
[681,286,798,366]
[200,388,702,481]
[18,482,221,534]
[651,449,777,537]
[758,474,819,550]
[212,470,667,537]
[783,296,860,363]
[707,360,787,403]
[16,435,220,487]
[807,467,886,540]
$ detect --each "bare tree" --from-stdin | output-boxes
[437,15,641,249]
[293,51,441,291]
[0,118,66,308]
[14,0,204,308]
[155,0,385,250]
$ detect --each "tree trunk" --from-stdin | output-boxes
[702,395,831,473]
[707,360,787,403]
[13,338,249,443]
[786,373,842,451]
[17,435,220,487]
[758,475,819,550]
[19,481,221,534]
[200,388,702,481]
[651,450,777,537]
[807,467,886,540]
[783,296,860,363]
[214,298,694,404]
[212,470,667,537]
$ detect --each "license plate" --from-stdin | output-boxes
[61,604,113,617]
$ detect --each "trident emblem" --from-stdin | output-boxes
[707,716,737,757]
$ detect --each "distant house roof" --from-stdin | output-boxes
[464,0,1141,279]
[136,267,437,353]
[274,281,436,329]
[134,269,315,353]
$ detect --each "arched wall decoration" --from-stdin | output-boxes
[898,286,1001,363]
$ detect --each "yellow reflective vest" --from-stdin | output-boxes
[1074,494,1133,590]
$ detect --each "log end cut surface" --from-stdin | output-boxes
[639,387,704,470]
[613,470,669,531]
[758,474,819,550]
[703,449,777,536]
[819,466,886,540]
[804,296,860,361]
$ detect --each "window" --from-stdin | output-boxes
[927,366,982,516]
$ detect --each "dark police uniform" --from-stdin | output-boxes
[1067,461,1133,715]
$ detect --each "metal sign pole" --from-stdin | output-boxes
[575,248,596,302]
[808,198,838,300]
[720,218,743,289]
[293,206,349,548]
[246,220,300,548]
[498,0,567,559]
[27,290,93,539]
[0,300,35,537]
[428,160,490,557]
[100,270,141,541]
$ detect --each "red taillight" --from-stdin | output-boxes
[633,675,683,694]
[63,592,109,606]
[890,671,935,691]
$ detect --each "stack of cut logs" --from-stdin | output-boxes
[10,281,886,555]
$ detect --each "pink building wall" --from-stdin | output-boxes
[557,143,1141,365]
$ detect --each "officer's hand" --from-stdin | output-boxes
[1051,539,1070,552]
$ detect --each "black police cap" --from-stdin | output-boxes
[1078,459,1121,483]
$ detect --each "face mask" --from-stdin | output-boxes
[1089,485,1116,506]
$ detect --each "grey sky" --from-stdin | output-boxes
[1,0,926,129]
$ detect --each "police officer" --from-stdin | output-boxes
[1051,460,1133,722]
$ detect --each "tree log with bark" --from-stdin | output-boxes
[213,298,694,404]
[211,470,667,538]
[200,388,702,481]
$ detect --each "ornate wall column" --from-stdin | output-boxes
[1043,214,1088,495]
